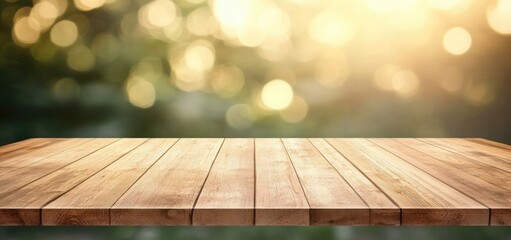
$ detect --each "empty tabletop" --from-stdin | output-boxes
[1,138,511,226]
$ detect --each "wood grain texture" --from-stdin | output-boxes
[255,139,309,226]
[0,138,118,199]
[0,139,144,225]
[282,138,369,225]
[326,138,488,226]
[0,138,64,159]
[309,138,400,225]
[193,138,254,226]
[111,138,224,226]
[42,139,177,226]
[423,138,511,174]
[0,138,510,226]
[467,138,511,151]
[0,138,92,170]
[395,138,511,225]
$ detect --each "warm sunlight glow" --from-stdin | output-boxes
[50,20,78,47]
[74,0,106,11]
[487,0,511,35]
[443,27,472,55]
[261,79,294,110]
[184,42,215,72]
[13,16,41,45]
[127,80,156,109]
[138,0,177,29]
[309,11,356,48]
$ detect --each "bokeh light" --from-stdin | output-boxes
[13,16,40,45]
[50,20,78,47]
[260,79,294,111]
[309,11,356,48]
[138,0,177,29]
[487,0,511,35]
[74,0,105,12]
[1,0,511,144]
[443,27,472,55]
[127,79,157,109]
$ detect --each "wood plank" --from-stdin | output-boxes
[111,138,223,225]
[397,138,511,225]
[0,139,118,199]
[326,138,489,226]
[398,139,511,192]
[371,138,511,226]
[254,138,309,226]
[42,139,178,226]
[0,139,142,226]
[0,138,63,159]
[423,138,511,173]
[193,138,254,226]
[309,138,400,225]
[0,138,92,169]
[467,138,511,151]
[282,138,369,225]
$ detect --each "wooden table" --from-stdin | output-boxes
[0,138,510,226]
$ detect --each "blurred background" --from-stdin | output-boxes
[1,0,511,145]
[1,0,511,239]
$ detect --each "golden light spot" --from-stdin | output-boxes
[392,70,420,97]
[186,7,214,36]
[127,80,156,109]
[364,0,392,12]
[443,27,472,55]
[364,0,419,12]
[31,1,58,30]
[74,0,106,11]
[257,7,290,38]
[440,67,464,92]
[162,16,184,41]
[309,11,356,48]
[261,79,294,110]
[374,64,401,91]
[428,0,465,11]
[13,17,41,45]
[50,20,78,47]
[487,0,511,35]
[226,104,255,129]
[33,1,58,19]
[169,48,207,92]
[138,0,176,29]
[280,95,308,123]
[184,41,215,72]
[212,0,288,47]
[210,65,245,98]
[213,0,251,30]
[53,78,81,102]
[67,46,95,71]
[187,0,206,4]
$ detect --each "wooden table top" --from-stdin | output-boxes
[0,138,510,226]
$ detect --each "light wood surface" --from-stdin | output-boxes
[0,138,510,226]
